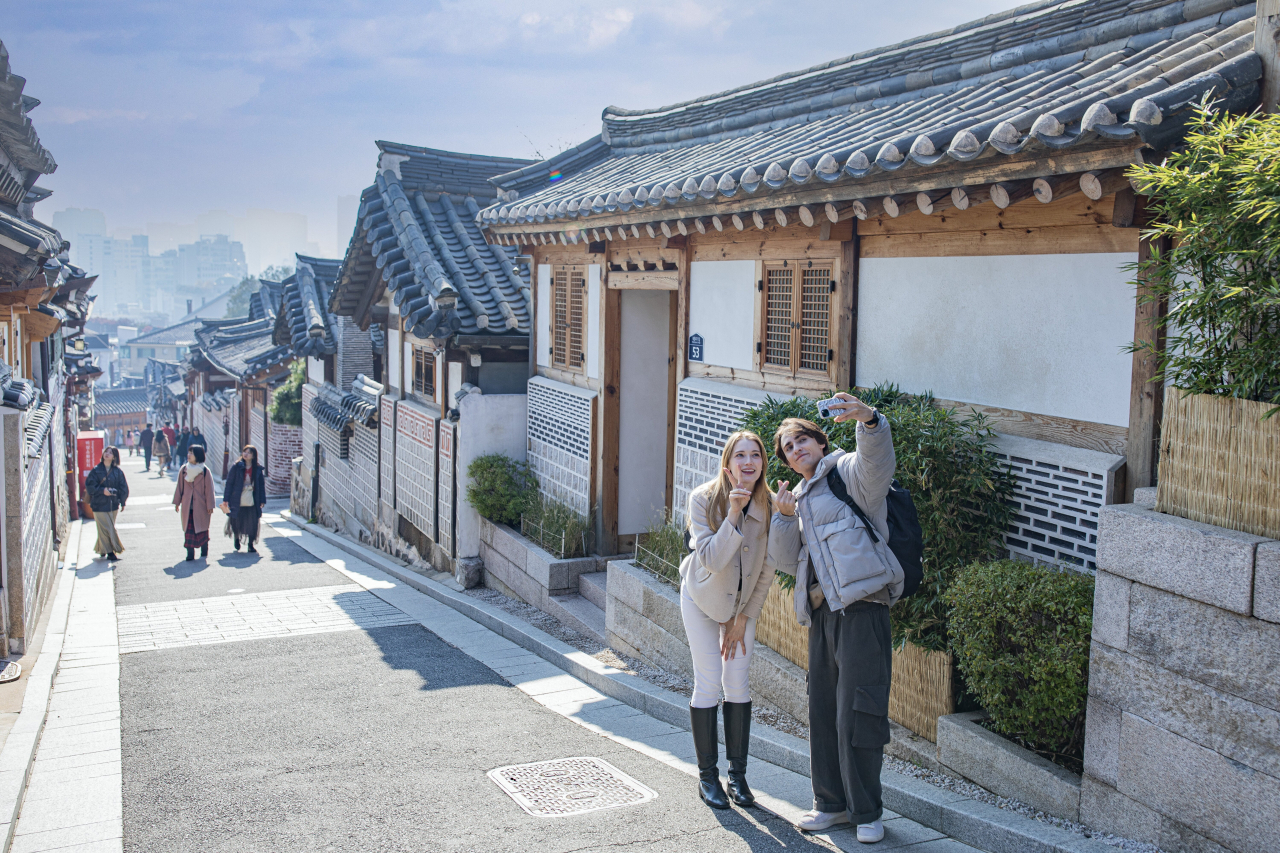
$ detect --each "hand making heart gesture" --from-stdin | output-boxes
[775,480,797,516]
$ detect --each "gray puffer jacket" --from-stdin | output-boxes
[771,413,904,626]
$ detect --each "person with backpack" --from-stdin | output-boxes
[771,392,906,844]
[140,423,155,471]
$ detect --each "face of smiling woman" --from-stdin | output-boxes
[727,438,763,488]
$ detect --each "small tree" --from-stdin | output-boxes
[270,359,304,427]
[1126,101,1280,418]
[466,454,538,526]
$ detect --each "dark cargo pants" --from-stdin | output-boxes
[808,599,893,823]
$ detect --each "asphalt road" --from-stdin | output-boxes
[110,455,830,852]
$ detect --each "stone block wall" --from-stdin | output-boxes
[478,517,598,610]
[1082,503,1280,853]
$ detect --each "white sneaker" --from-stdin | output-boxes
[857,819,884,843]
[797,810,851,832]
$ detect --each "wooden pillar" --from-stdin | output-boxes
[600,285,621,556]
[836,233,860,389]
[1126,230,1170,501]
[1259,0,1280,113]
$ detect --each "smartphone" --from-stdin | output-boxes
[816,397,844,419]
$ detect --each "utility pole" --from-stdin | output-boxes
[1260,0,1280,112]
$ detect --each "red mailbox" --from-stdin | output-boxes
[76,430,105,519]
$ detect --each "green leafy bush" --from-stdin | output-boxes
[522,497,593,559]
[739,383,1015,651]
[635,512,689,585]
[270,359,305,427]
[466,454,537,526]
[1126,101,1280,418]
[946,560,1094,768]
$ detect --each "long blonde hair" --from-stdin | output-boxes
[698,430,774,532]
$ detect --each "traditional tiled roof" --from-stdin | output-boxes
[480,0,1261,230]
[0,360,37,410]
[198,390,235,412]
[309,383,349,431]
[94,387,148,417]
[273,254,341,357]
[333,141,533,340]
[249,279,282,322]
[0,41,57,191]
[24,402,53,457]
[194,316,291,380]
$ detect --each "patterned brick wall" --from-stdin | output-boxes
[250,405,266,461]
[526,376,595,516]
[672,377,770,524]
[20,431,53,634]
[438,419,456,558]
[267,420,301,496]
[379,397,396,524]
[395,400,437,542]
[351,422,380,530]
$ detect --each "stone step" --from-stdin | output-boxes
[578,571,607,610]
[545,593,606,645]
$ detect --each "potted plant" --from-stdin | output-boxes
[1127,102,1280,539]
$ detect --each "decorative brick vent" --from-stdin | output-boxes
[527,376,595,516]
[992,433,1124,571]
[395,400,437,542]
[673,377,770,524]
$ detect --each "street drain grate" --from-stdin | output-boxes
[488,757,657,817]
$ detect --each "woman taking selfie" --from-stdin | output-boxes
[85,446,129,561]
[173,445,216,562]
[680,430,780,810]
[223,445,267,553]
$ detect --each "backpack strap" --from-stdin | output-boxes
[824,467,880,545]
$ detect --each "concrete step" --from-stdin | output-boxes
[545,593,606,645]
[578,571,608,610]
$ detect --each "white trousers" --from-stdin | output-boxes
[680,584,756,708]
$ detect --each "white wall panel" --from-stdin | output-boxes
[536,264,551,368]
[856,253,1135,427]
[689,260,756,371]
[618,290,670,535]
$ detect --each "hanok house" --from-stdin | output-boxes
[297,142,531,573]
[0,37,84,653]
[477,0,1265,566]
[184,281,298,491]
[93,387,148,440]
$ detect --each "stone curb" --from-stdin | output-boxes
[281,513,1114,853]
[0,521,84,853]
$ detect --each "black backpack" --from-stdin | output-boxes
[825,468,924,598]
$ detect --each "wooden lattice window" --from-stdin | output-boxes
[551,265,587,371]
[761,261,833,376]
[412,346,435,397]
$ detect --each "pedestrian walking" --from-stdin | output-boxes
[84,446,129,562]
[188,427,207,451]
[152,430,171,473]
[140,423,155,471]
[173,445,216,562]
[222,444,267,553]
[114,428,124,447]
[162,423,177,470]
[679,430,779,810]
[174,427,191,464]
[770,392,905,844]
[124,429,135,457]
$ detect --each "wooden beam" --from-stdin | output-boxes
[916,190,952,216]
[1259,0,1280,112]
[601,285,621,556]
[1127,224,1170,498]
[861,192,1117,237]
[775,208,789,228]
[836,234,859,389]
[860,222,1138,257]
[1080,168,1130,201]
[798,205,815,227]
[752,211,766,229]
[1033,174,1080,204]
[991,180,1034,209]
[935,397,1129,455]
[951,185,990,210]
[1112,188,1138,227]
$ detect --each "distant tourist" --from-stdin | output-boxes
[152,430,171,473]
[174,445,215,562]
[770,393,903,843]
[680,429,778,811]
[188,427,207,451]
[223,444,266,554]
[161,422,177,469]
[174,427,191,463]
[140,423,155,471]
[124,429,135,456]
[85,446,129,562]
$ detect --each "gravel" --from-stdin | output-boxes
[463,584,1166,853]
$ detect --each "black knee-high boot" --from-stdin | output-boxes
[186,548,194,562]
[723,701,755,806]
[690,706,729,809]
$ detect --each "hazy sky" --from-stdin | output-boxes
[9,0,1013,258]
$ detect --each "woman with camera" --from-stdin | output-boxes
[85,446,129,561]
[680,429,782,810]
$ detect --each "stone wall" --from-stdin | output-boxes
[1082,495,1280,853]
[266,419,301,496]
[478,517,598,609]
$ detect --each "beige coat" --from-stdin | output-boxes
[679,483,777,623]
[173,465,216,535]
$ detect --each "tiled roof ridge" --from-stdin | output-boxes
[0,40,57,176]
[276,253,339,357]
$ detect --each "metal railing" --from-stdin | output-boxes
[633,541,684,587]
[521,514,588,560]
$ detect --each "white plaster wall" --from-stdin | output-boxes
[387,324,402,396]
[587,264,601,379]
[857,253,1136,427]
[536,264,551,368]
[307,356,325,384]
[618,290,671,535]
[689,260,757,371]
[456,393,528,559]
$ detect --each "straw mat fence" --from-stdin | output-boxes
[1156,390,1279,539]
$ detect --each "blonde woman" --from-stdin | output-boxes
[680,430,781,810]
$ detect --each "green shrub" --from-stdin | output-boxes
[946,560,1094,767]
[270,359,305,427]
[465,454,537,526]
[635,512,689,585]
[739,383,1016,651]
[522,497,593,559]
[1126,101,1280,418]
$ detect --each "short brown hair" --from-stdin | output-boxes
[773,417,829,472]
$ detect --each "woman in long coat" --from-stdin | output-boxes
[173,444,216,561]
[223,445,267,553]
[84,446,129,561]
[153,431,171,473]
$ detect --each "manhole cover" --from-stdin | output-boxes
[488,757,657,817]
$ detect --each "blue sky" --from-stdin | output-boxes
[9,0,1012,257]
